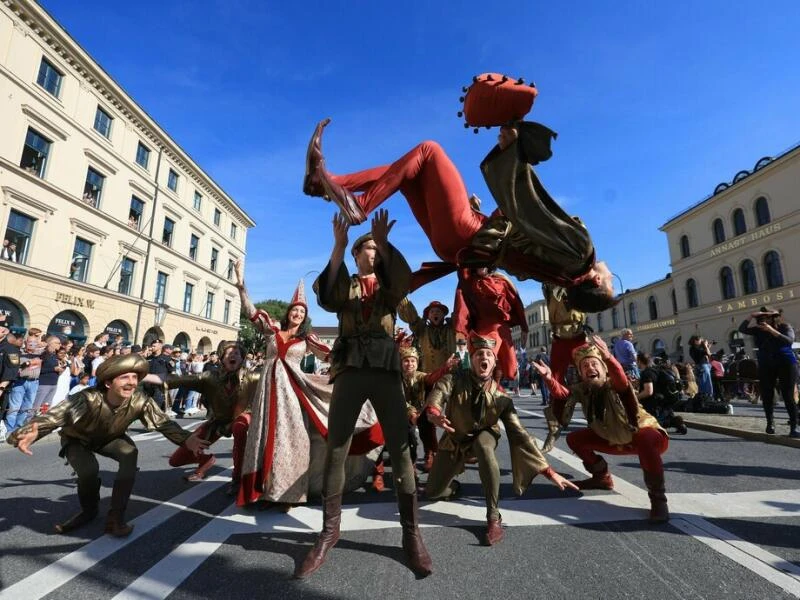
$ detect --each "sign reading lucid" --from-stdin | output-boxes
[710,223,781,257]
[55,292,95,309]
[716,288,796,313]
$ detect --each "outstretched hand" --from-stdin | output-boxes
[185,431,211,456]
[428,412,455,433]
[370,208,395,248]
[543,467,580,492]
[332,213,350,250]
[590,335,612,359]
[233,258,245,286]
[531,359,551,379]
[16,423,39,456]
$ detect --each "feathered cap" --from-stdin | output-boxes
[468,334,497,356]
[572,343,607,371]
[96,354,149,384]
[290,279,308,311]
[458,72,538,132]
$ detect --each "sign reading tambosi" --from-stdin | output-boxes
[716,288,796,313]
[55,292,95,309]
[710,223,781,257]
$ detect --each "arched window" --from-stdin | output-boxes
[596,313,604,332]
[686,279,699,308]
[628,302,638,325]
[754,196,771,226]
[652,339,665,356]
[679,235,690,258]
[611,307,619,329]
[764,251,784,289]
[719,267,735,300]
[671,289,677,315]
[732,208,746,236]
[712,218,726,244]
[740,259,758,294]
[729,330,744,352]
[648,295,658,321]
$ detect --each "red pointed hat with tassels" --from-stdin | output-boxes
[457,72,538,131]
[289,279,308,311]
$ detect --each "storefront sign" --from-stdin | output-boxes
[55,292,95,309]
[709,223,781,257]
[48,310,86,340]
[635,318,677,332]
[0,297,26,333]
[196,326,218,335]
[716,288,796,313]
[105,320,130,341]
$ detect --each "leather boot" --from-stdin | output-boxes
[397,492,433,577]
[55,477,100,534]
[483,516,504,546]
[421,450,435,473]
[643,471,669,523]
[185,454,216,482]
[575,458,614,490]
[317,166,367,225]
[294,494,342,579]
[105,478,135,537]
[303,118,330,196]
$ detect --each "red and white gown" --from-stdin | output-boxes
[237,309,383,506]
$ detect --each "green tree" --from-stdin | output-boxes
[237,299,312,354]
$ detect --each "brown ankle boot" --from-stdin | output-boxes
[303,118,330,196]
[643,471,669,523]
[185,454,216,482]
[575,458,614,490]
[294,494,342,579]
[483,516,504,546]
[105,478,135,537]
[317,167,367,225]
[55,477,100,534]
[397,492,433,577]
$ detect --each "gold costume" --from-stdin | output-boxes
[397,298,456,373]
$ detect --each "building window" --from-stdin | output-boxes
[596,313,604,332]
[720,267,735,300]
[70,238,93,282]
[686,279,699,308]
[36,57,63,97]
[230,223,237,240]
[20,128,52,177]
[671,289,677,315]
[3,210,35,264]
[226,259,234,280]
[118,257,135,295]
[162,217,175,246]
[628,302,638,325]
[93,106,113,138]
[205,292,214,319]
[213,208,221,227]
[136,142,150,169]
[83,167,105,208]
[193,191,202,211]
[189,234,199,261]
[732,208,746,236]
[764,251,783,289]
[155,271,168,304]
[652,339,665,356]
[129,196,144,230]
[611,307,619,329]
[183,282,194,312]
[679,235,690,259]
[223,299,231,324]
[167,168,179,192]
[754,196,771,226]
[647,296,658,321]
[740,259,758,294]
[210,247,219,271]
[712,218,725,244]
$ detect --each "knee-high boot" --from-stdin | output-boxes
[575,457,614,490]
[55,477,101,534]
[643,471,669,523]
[294,494,342,579]
[397,492,433,577]
[105,477,135,537]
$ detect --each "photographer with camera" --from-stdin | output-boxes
[688,335,714,398]
[739,306,798,437]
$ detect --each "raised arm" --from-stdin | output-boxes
[324,213,349,301]
[371,209,411,305]
[234,259,257,320]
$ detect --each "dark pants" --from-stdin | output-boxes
[63,435,139,485]
[324,368,416,496]
[760,361,798,429]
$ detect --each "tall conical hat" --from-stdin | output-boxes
[290,279,308,311]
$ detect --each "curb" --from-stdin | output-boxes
[683,420,800,449]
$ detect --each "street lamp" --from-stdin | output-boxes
[155,303,170,328]
[612,272,628,329]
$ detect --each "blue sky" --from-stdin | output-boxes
[40,1,800,326]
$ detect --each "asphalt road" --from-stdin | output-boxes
[1,391,799,600]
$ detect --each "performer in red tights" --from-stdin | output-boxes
[302,118,617,313]
[531,336,670,523]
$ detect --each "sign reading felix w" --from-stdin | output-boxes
[55,292,95,309]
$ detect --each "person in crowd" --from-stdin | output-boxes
[52,346,72,409]
[0,316,23,437]
[532,336,670,523]
[688,335,713,397]
[636,352,687,435]
[69,372,91,396]
[183,353,205,417]
[1,238,17,261]
[7,354,208,536]
[426,335,578,545]
[612,329,639,381]
[739,306,798,437]
[145,340,172,411]
[454,338,470,371]
[69,346,85,388]
[31,335,63,415]
[4,334,43,431]
[203,351,219,374]
[710,352,725,402]
[235,261,382,506]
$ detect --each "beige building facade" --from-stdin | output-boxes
[515,142,800,362]
[0,0,255,352]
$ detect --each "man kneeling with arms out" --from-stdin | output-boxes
[425,335,578,546]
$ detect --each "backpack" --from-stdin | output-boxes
[655,367,682,406]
